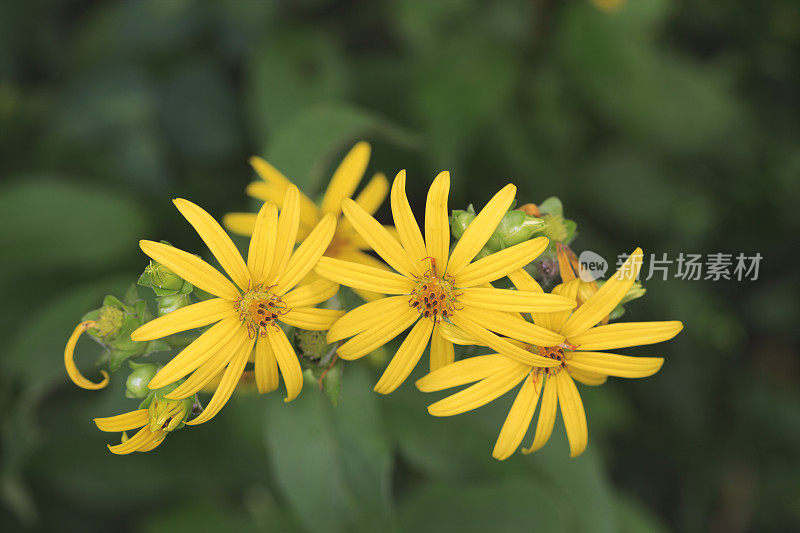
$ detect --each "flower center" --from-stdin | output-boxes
[409,258,460,322]
[533,343,576,376]
[237,285,288,338]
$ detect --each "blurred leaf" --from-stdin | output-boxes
[615,494,669,533]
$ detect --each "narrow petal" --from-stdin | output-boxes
[267,326,303,402]
[336,249,389,301]
[522,373,557,454]
[250,155,293,188]
[187,335,255,425]
[280,308,344,331]
[568,368,608,386]
[268,185,302,283]
[427,365,529,417]
[447,184,516,276]
[314,256,415,295]
[424,171,450,275]
[543,280,581,334]
[567,352,664,378]
[560,248,644,338]
[107,427,155,455]
[223,212,257,236]
[246,180,320,229]
[458,287,575,314]
[327,296,410,342]
[459,305,565,349]
[276,214,337,294]
[64,321,109,390]
[342,198,418,278]
[429,326,455,371]
[416,354,523,392]
[254,335,279,394]
[493,372,542,460]
[337,308,419,360]
[321,141,370,215]
[136,432,166,453]
[173,199,250,291]
[437,321,477,346]
[148,316,241,389]
[247,202,279,286]
[507,268,551,330]
[391,170,429,270]
[131,299,235,341]
[556,371,588,457]
[374,318,434,394]
[354,172,389,215]
[94,409,148,432]
[282,277,339,308]
[453,237,549,288]
[140,240,240,300]
[568,321,684,351]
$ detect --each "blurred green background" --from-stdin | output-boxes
[2,0,799,531]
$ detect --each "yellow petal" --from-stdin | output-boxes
[280,308,344,331]
[187,335,255,425]
[568,367,608,386]
[267,326,303,402]
[522,373,557,454]
[336,307,419,360]
[327,296,409,342]
[453,237,549,288]
[282,277,339,308]
[148,316,242,390]
[458,287,575,314]
[254,335,279,394]
[314,256,415,295]
[136,433,166,453]
[556,371,588,457]
[246,181,319,230]
[416,354,523,392]
[247,202,279,286]
[131,298,235,341]
[427,365,529,417]
[276,214,337,294]
[543,280,581,334]
[560,248,643,338]
[336,249,388,301]
[506,268,553,330]
[173,198,250,291]
[107,427,155,455]
[437,321,477,346]
[374,318,434,394]
[459,305,565,350]
[64,321,109,390]
[493,372,542,460]
[389,170,430,269]
[424,171,450,275]
[94,409,148,432]
[568,321,683,351]
[321,141,370,215]
[429,326,455,371]
[139,240,240,300]
[342,198,418,278]
[447,184,516,276]
[354,172,389,215]
[223,212,257,236]
[567,351,664,378]
[250,155,292,188]
[268,185,302,284]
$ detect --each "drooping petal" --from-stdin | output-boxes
[337,307,419,360]
[374,318,434,394]
[94,409,148,432]
[416,354,523,392]
[254,335,279,394]
[64,321,109,390]
[131,299,235,341]
[107,426,155,455]
[390,170,428,270]
[320,141,371,215]
[556,371,588,457]
[427,365,529,417]
[139,240,240,300]
[458,287,575,314]
[446,184,516,276]
[342,198,417,278]
[568,321,683,351]
[136,433,166,453]
[173,199,250,291]
[560,248,643,338]
[268,185,302,283]
[280,308,344,331]
[247,202,279,286]
[522,373,557,454]
[429,325,455,371]
[453,237,549,288]
[314,256,415,295]
[493,372,542,460]
[223,212,257,236]
[424,171,450,275]
[327,296,410,342]
[459,305,565,349]
[282,277,340,308]
[566,352,664,378]
[266,326,303,402]
[275,213,337,294]
[354,172,389,215]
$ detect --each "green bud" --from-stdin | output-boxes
[492,210,547,248]
[140,381,194,433]
[449,206,476,240]
[157,293,192,316]
[294,329,336,363]
[126,363,158,399]
[537,197,563,217]
[138,258,193,297]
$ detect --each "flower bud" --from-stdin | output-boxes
[449,207,476,240]
[157,293,192,316]
[295,329,336,363]
[126,363,158,399]
[619,282,646,306]
[138,258,192,297]
[493,210,547,248]
[142,383,194,433]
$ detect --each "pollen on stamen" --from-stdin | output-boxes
[237,285,289,338]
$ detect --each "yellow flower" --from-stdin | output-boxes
[416,249,683,460]
[223,141,391,301]
[313,170,577,393]
[94,395,191,455]
[130,185,342,424]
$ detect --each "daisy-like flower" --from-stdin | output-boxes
[416,249,683,460]
[313,170,577,394]
[223,142,391,301]
[130,185,342,424]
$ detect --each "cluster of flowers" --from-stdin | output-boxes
[64,142,682,460]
